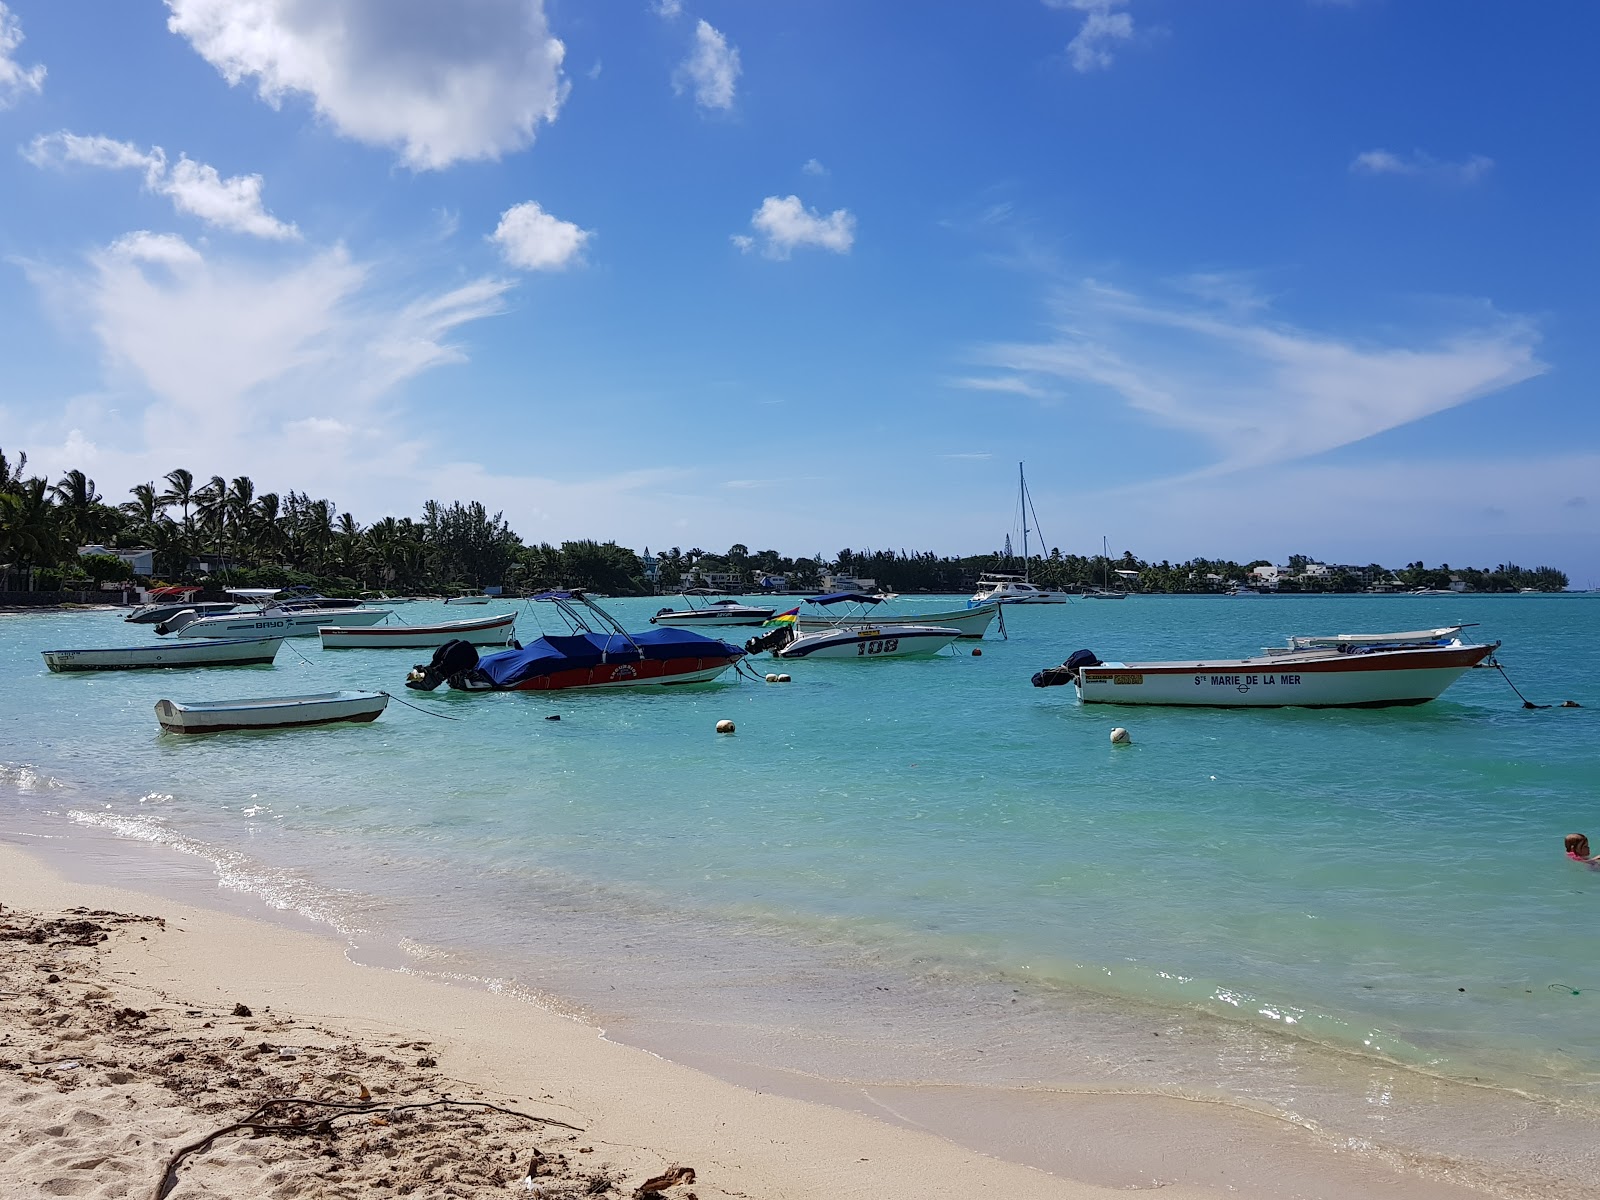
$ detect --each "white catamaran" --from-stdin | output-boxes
[970,463,1074,605]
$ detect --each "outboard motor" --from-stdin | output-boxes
[406,638,481,692]
[1031,648,1101,688]
[154,608,196,636]
[744,626,794,656]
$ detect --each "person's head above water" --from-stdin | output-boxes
[1565,833,1591,859]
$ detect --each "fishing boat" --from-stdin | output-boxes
[319,612,517,649]
[444,592,493,605]
[1031,626,1497,708]
[405,591,744,692]
[745,593,963,660]
[125,586,237,624]
[651,595,777,627]
[157,588,391,638]
[154,690,389,734]
[42,636,284,673]
[969,464,1074,604]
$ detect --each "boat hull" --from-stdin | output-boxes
[775,625,960,660]
[154,690,389,733]
[1075,644,1495,708]
[43,637,283,672]
[485,656,740,691]
[444,595,492,605]
[319,614,517,648]
[125,601,237,624]
[797,603,998,639]
[173,609,392,638]
[651,610,775,627]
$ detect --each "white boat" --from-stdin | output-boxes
[125,587,237,624]
[745,593,962,660]
[651,596,777,627]
[158,587,391,638]
[154,690,389,734]
[1032,626,1497,708]
[319,612,517,649]
[444,593,493,605]
[1228,586,1266,597]
[1082,536,1128,599]
[42,636,284,672]
[970,463,1075,604]
[797,599,1000,639]
[361,591,418,604]
[1411,587,1458,597]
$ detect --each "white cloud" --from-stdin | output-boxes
[652,0,684,17]
[106,231,205,268]
[24,132,299,240]
[802,158,828,177]
[1047,0,1134,72]
[737,195,856,260]
[0,1,44,107]
[674,19,739,111]
[1351,148,1494,184]
[165,0,568,170]
[978,279,1543,472]
[949,375,1051,398]
[489,201,592,272]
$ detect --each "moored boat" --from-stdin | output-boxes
[971,574,1074,604]
[154,689,389,734]
[158,588,391,638]
[1032,626,1497,708]
[319,612,517,649]
[125,586,237,624]
[795,598,999,639]
[43,636,284,672]
[745,593,962,660]
[405,592,744,692]
[444,592,493,605]
[651,596,777,627]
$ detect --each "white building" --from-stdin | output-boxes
[79,545,154,576]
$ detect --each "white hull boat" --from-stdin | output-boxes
[651,598,776,627]
[168,607,392,638]
[970,575,1073,604]
[772,624,962,659]
[155,689,389,734]
[444,594,493,605]
[796,601,999,639]
[320,613,517,649]
[1033,627,1497,708]
[43,636,284,672]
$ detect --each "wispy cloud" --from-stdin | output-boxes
[939,452,993,460]
[949,375,1050,398]
[1045,0,1135,72]
[674,19,740,111]
[977,279,1543,473]
[1350,148,1494,185]
[652,0,684,18]
[0,2,44,108]
[165,0,568,170]
[25,132,300,240]
[734,195,856,260]
[802,158,828,177]
[489,201,592,271]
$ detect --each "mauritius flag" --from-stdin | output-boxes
[765,607,800,627]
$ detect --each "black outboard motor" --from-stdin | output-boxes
[744,626,794,656]
[1032,648,1101,688]
[406,638,481,691]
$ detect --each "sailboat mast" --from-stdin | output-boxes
[1019,462,1029,583]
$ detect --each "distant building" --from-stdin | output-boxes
[757,574,789,590]
[640,548,660,585]
[821,574,876,593]
[1249,565,1288,589]
[79,544,154,576]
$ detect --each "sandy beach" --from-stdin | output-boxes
[4,835,1551,1200]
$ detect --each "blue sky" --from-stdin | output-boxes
[1,1,1595,580]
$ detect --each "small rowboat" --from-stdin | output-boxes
[319,612,517,649]
[42,637,284,673]
[154,690,389,734]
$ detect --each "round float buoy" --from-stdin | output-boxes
[765,673,779,683]
[776,674,791,683]
[1110,727,1131,745]
[972,648,982,657]
[716,719,736,734]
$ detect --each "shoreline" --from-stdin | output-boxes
[2,823,1581,1200]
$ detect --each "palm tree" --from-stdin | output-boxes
[0,447,28,495]
[50,469,109,546]
[251,493,285,563]
[159,469,198,545]
[333,511,363,579]
[226,476,255,554]
[0,477,65,574]
[121,482,165,536]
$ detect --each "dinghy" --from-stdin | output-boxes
[42,637,284,672]
[154,690,389,734]
[319,612,517,649]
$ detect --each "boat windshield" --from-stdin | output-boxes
[528,590,642,649]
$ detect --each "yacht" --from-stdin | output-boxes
[970,464,1074,605]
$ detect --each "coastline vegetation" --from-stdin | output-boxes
[0,449,1571,596]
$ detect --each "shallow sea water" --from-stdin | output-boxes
[3,594,1599,1193]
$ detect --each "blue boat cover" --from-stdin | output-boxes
[805,592,882,606]
[474,627,742,687]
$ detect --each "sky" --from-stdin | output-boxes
[0,0,1596,581]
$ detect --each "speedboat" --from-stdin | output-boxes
[405,591,745,692]
[969,574,1074,605]
[43,636,284,672]
[795,594,1000,639]
[361,591,417,604]
[651,595,776,627]
[320,612,517,649]
[744,593,962,660]
[125,586,237,624]
[1031,626,1497,708]
[155,690,388,734]
[157,587,391,638]
[444,592,493,605]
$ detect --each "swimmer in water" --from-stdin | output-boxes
[1564,833,1599,864]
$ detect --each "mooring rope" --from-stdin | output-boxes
[378,690,462,721]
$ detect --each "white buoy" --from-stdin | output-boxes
[776,673,791,683]
[765,673,779,683]
[1110,727,1131,745]
[716,719,736,734]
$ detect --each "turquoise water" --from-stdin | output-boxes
[3,595,1599,1185]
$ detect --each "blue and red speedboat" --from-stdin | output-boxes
[405,591,745,692]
